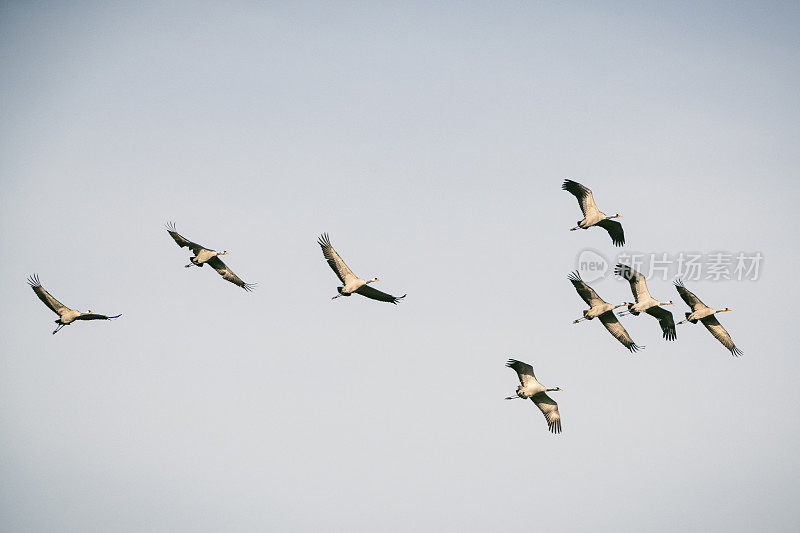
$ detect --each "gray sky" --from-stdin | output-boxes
[1,1,799,531]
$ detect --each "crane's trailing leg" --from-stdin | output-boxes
[617,304,636,316]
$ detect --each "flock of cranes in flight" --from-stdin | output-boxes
[562,180,741,360]
[27,180,743,434]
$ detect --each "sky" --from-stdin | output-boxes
[1,1,799,531]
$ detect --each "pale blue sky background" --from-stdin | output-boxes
[1,1,799,531]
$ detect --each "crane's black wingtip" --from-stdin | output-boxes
[317,232,331,247]
[27,273,41,287]
[165,221,178,232]
[391,294,407,304]
[561,178,590,200]
[673,279,685,288]
[731,346,743,357]
[567,271,582,282]
[549,420,562,434]
[242,282,258,292]
[628,343,644,353]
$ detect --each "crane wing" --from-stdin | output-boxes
[598,311,643,353]
[75,313,122,321]
[674,279,708,312]
[615,264,652,302]
[318,233,358,285]
[27,274,68,316]
[596,219,625,247]
[568,271,606,306]
[165,222,207,255]
[645,306,676,341]
[354,284,406,304]
[206,256,256,291]
[506,359,538,387]
[700,315,742,357]
[562,179,598,217]
[531,392,562,434]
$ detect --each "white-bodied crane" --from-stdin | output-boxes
[505,359,562,434]
[27,274,121,334]
[318,233,406,304]
[562,179,625,246]
[568,271,643,352]
[674,280,742,356]
[615,264,676,341]
[166,222,256,291]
